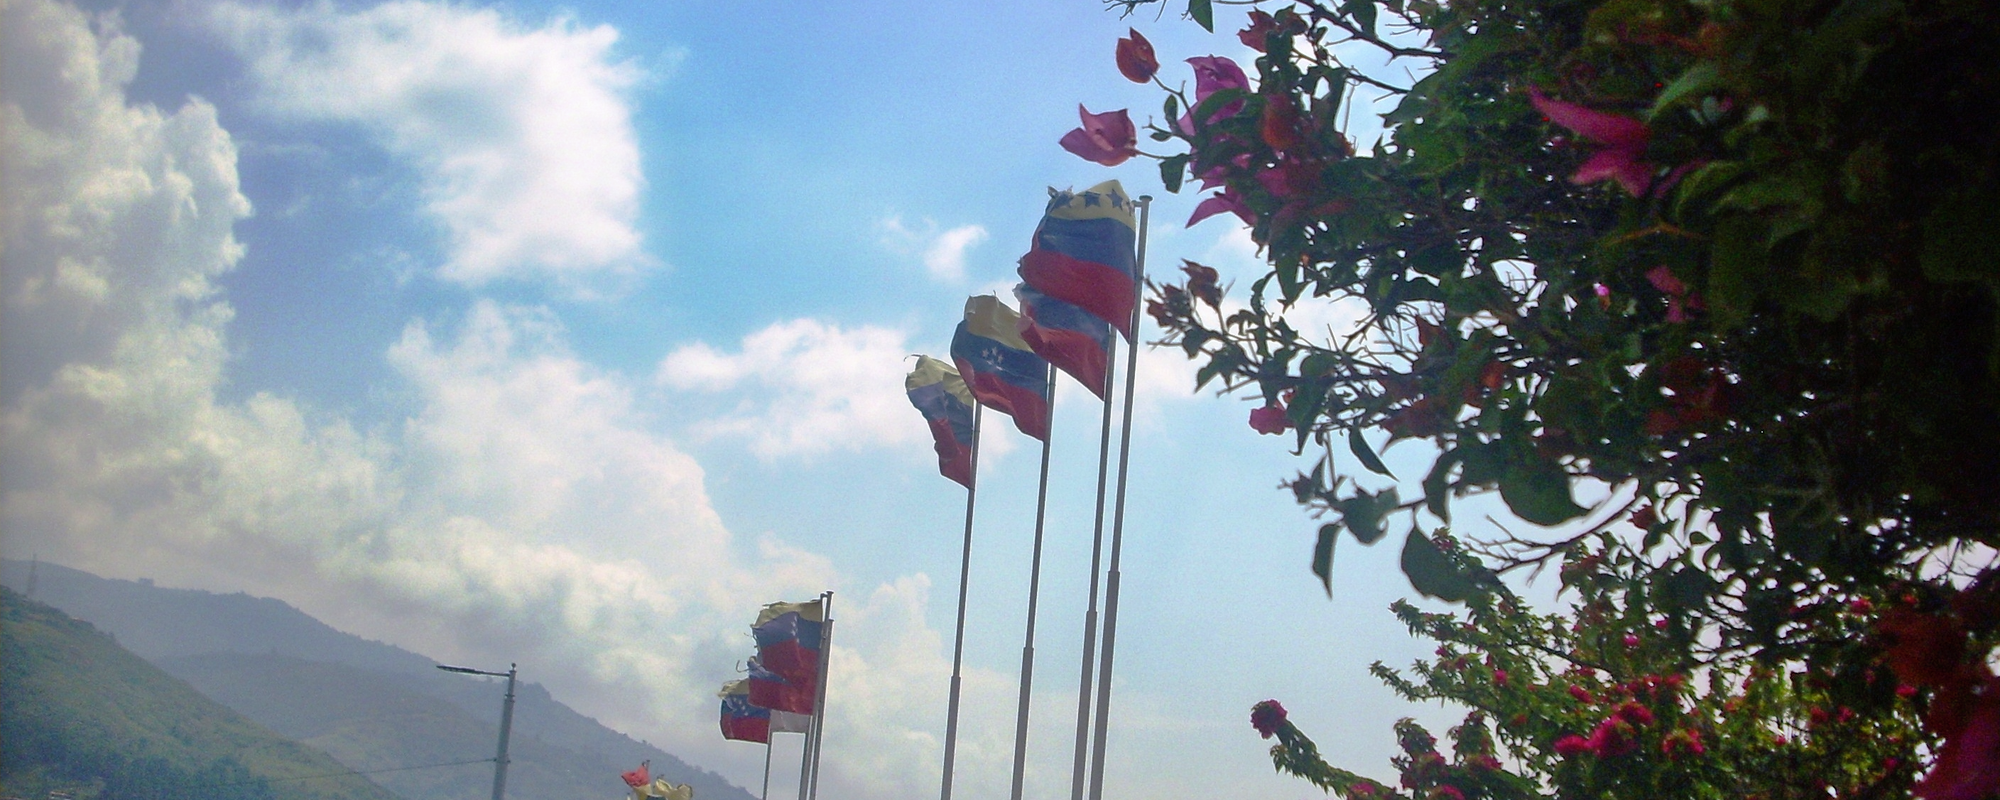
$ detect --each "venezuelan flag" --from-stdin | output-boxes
[752,599,825,685]
[906,356,976,488]
[951,296,1052,441]
[719,680,771,743]
[1015,283,1113,400]
[1017,180,1138,339]
[747,656,816,715]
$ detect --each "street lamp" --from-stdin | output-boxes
[438,663,518,800]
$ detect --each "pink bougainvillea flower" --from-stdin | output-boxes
[1238,10,1277,52]
[1530,90,1654,196]
[1553,735,1592,757]
[1646,265,1705,322]
[1194,153,1252,190]
[1188,55,1250,99]
[1115,29,1157,83]
[1249,404,1289,435]
[1058,105,1136,167]
[1256,163,1310,199]
[1615,702,1656,726]
[1250,699,1289,737]
[1188,188,1254,227]
[1585,717,1637,757]
[1177,55,1250,132]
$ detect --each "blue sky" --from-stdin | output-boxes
[0,1,1494,798]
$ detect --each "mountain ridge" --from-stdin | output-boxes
[1,585,403,800]
[0,559,754,800]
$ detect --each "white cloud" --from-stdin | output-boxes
[657,319,925,459]
[878,215,989,281]
[0,7,982,797]
[212,0,648,288]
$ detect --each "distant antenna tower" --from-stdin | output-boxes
[25,554,39,599]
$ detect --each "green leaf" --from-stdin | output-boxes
[1348,427,1395,477]
[1498,458,1588,526]
[1706,216,1764,329]
[1343,0,1377,36]
[1422,451,1458,521]
[1313,523,1339,595]
[1159,154,1189,194]
[1337,488,1397,545]
[1648,61,1719,120]
[1299,352,1341,377]
[1662,567,1716,613]
[1164,94,1180,125]
[1188,0,1214,31]
[1399,529,1474,602]
[1194,357,1229,391]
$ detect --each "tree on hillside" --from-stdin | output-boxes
[1061,0,1999,795]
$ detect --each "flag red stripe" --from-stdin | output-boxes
[1019,250,1136,339]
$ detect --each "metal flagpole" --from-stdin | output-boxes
[1087,195,1151,800]
[939,403,984,800]
[797,697,813,800]
[807,591,834,800]
[1068,309,1121,800]
[761,741,773,800]
[1008,365,1059,800]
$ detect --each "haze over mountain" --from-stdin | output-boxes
[1,586,401,800]
[1,560,758,800]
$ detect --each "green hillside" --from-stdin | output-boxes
[0,587,403,800]
[161,653,606,800]
[0,560,754,800]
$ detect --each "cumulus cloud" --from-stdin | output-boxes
[0,6,993,797]
[657,319,927,459]
[212,0,648,287]
[878,215,990,281]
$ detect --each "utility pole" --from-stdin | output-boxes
[438,662,518,800]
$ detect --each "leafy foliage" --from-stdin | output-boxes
[1080,0,2000,793]
[1256,543,1938,798]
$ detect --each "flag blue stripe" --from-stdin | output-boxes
[1018,286,1112,349]
[951,327,1050,397]
[907,382,974,444]
[1034,216,1135,278]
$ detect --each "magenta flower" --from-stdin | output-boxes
[1529,90,1654,196]
[1189,188,1253,228]
[1249,404,1289,435]
[1188,55,1249,100]
[1195,153,1251,190]
[1250,699,1288,737]
[1059,105,1136,167]
[1177,56,1250,132]
[1116,29,1158,83]
[1553,735,1592,757]
[1645,265,1703,322]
